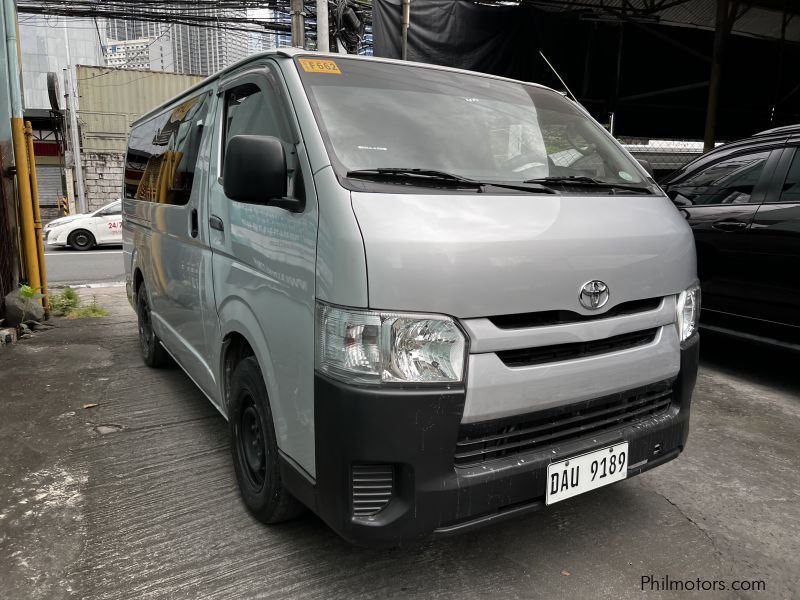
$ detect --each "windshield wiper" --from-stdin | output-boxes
[524,175,652,194]
[347,168,483,188]
[347,168,555,194]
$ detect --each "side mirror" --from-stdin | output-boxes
[665,188,693,206]
[223,135,299,211]
[636,158,655,177]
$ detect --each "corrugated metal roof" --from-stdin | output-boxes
[76,65,204,152]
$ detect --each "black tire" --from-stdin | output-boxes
[68,229,95,251]
[135,284,169,367]
[229,356,304,524]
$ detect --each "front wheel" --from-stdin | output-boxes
[229,356,304,524]
[68,229,95,251]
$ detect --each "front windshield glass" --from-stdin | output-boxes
[295,56,646,189]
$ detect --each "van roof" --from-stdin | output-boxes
[132,48,560,126]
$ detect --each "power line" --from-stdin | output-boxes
[18,3,294,35]
[17,1,373,35]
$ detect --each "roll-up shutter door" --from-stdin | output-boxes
[36,165,63,207]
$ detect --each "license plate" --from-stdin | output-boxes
[546,442,628,505]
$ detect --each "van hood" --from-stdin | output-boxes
[350,192,696,319]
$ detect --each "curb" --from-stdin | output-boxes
[49,282,126,290]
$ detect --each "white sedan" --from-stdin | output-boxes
[44,199,122,251]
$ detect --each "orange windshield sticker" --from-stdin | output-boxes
[299,58,342,74]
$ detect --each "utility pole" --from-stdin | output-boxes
[401,0,411,60]
[291,0,305,49]
[0,0,20,302]
[62,18,86,213]
[316,0,329,52]
[3,0,44,300]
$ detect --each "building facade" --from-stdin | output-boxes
[18,16,105,110]
[105,7,251,76]
[18,16,106,216]
[104,37,173,72]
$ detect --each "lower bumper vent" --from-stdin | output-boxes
[455,380,675,466]
[352,464,394,518]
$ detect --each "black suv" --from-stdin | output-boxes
[661,125,799,349]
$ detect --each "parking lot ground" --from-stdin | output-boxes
[1,288,798,600]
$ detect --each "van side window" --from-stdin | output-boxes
[221,80,303,204]
[222,83,291,165]
[671,151,769,205]
[125,92,209,205]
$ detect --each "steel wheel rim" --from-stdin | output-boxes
[138,296,153,354]
[74,233,89,247]
[238,398,266,490]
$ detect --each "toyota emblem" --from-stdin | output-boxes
[579,280,609,310]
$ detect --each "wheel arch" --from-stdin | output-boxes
[68,227,96,248]
[129,245,145,307]
[216,298,283,432]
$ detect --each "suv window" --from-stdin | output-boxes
[125,92,209,204]
[671,151,770,205]
[99,202,121,216]
[776,150,800,203]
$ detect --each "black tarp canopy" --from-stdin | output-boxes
[373,0,800,141]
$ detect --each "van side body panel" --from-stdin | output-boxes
[206,63,321,477]
[313,166,369,308]
[275,58,369,308]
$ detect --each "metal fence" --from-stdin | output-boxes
[620,137,710,182]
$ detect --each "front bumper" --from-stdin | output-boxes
[299,335,699,547]
[43,228,68,246]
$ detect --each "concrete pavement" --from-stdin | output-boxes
[0,288,797,599]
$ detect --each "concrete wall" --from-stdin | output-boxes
[83,152,125,212]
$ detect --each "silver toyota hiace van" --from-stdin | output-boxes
[123,49,700,546]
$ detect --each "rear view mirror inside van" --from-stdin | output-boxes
[223,135,290,206]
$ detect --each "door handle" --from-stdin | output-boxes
[190,209,199,238]
[711,220,747,232]
[209,214,224,232]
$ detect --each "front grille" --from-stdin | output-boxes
[351,464,394,518]
[488,297,662,329]
[496,328,658,368]
[455,380,674,466]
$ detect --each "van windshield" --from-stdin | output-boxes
[295,56,649,192]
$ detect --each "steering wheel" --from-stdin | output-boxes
[507,152,547,174]
[566,122,596,157]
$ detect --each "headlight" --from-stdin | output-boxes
[676,283,701,343]
[315,302,466,385]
